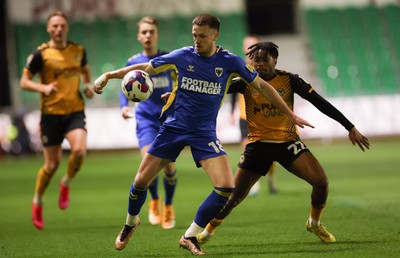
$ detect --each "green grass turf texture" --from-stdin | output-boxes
[0,139,399,258]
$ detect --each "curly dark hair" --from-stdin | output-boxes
[246,41,279,60]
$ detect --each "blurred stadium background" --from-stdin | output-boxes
[0,0,399,155]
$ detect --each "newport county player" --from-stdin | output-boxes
[20,11,93,230]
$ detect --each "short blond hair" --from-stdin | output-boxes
[47,11,69,24]
[137,16,158,31]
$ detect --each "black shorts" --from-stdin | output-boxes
[40,111,86,147]
[238,140,310,176]
[239,118,248,140]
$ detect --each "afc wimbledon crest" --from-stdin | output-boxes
[215,67,223,77]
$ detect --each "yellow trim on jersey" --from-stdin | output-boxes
[214,189,232,198]
[221,73,240,109]
[127,53,141,62]
[152,63,176,74]
[244,73,258,85]
[151,62,179,115]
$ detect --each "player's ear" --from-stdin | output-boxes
[214,31,219,41]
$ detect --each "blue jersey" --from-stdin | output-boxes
[150,46,258,133]
[120,50,174,149]
[120,50,174,120]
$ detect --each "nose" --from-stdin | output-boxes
[56,25,63,32]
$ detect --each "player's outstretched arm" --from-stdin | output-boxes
[92,62,151,94]
[250,77,314,129]
[348,127,370,151]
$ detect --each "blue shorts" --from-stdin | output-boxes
[148,126,226,167]
[136,113,162,149]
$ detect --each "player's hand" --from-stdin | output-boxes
[92,74,108,94]
[348,127,370,151]
[290,114,314,129]
[83,86,94,99]
[121,106,134,119]
[43,81,58,96]
[161,92,171,103]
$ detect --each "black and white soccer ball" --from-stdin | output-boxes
[121,70,154,102]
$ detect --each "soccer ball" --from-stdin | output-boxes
[121,70,154,102]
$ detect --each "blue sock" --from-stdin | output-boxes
[163,170,177,205]
[194,187,234,227]
[127,184,148,216]
[148,177,159,200]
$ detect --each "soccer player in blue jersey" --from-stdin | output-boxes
[120,17,177,230]
[93,14,313,255]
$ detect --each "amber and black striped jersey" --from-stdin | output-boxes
[228,69,354,143]
[24,41,87,115]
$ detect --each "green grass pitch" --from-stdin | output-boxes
[0,139,399,257]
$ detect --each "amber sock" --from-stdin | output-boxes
[67,154,83,179]
[35,167,54,196]
[205,218,224,234]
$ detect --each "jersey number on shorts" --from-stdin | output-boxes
[287,141,307,155]
[208,140,224,153]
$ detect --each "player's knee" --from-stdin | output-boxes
[45,161,60,173]
[163,162,175,174]
[312,178,329,197]
[317,177,329,189]
[71,147,86,160]
[134,174,151,189]
[310,172,328,188]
